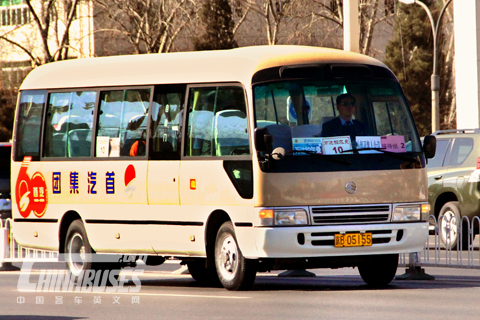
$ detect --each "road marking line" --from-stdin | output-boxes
[12,290,249,299]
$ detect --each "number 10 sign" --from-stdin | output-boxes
[322,136,351,155]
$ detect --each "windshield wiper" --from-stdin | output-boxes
[288,150,351,165]
[341,148,419,162]
[267,147,350,165]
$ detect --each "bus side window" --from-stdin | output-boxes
[96,89,150,157]
[44,91,95,158]
[14,90,46,161]
[185,87,215,156]
[150,85,185,160]
[213,87,249,156]
[185,86,249,157]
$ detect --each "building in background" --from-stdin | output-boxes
[0,0,94,89]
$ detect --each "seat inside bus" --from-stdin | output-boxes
[214,109,248,156]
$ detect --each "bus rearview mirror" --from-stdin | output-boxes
[254,127,272,152]
[423,135,436,159]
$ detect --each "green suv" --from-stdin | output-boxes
[427,129,480,249]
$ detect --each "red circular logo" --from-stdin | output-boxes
[16,179,32,218]
[31,172,48,217]
[15,157,48,218]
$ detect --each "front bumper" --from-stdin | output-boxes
[251,222,428,258]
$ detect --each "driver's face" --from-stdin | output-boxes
[337,98,355,120]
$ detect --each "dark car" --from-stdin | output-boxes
[0,142,11,222]
[427,129,480,249]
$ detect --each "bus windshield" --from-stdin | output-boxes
[253,80,421,157]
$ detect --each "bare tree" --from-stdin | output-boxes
[282,1,343,48]
[310,0,395,56]
[93,0,199,54]
[229,0,392,55]
[241,0,298,45]
[0,0,92,66]
[0,85,15,141]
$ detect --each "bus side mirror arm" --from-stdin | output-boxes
[255,127,273,170]
[423,135,436,159]
[254,127,272,152]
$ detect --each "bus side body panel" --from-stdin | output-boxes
[148,161,180,205]
[11,158,257,257]
[11,159,153,252]
[178,160,257,257]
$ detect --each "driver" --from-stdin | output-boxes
[321,93,368,138]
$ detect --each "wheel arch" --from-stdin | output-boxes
[58,210,83,261]
[204,209,230,268]
[434,192,458,218]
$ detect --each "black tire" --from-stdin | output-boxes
[65,220,121,287]
[358,254,398,287]
[186,259,221,287]
[439,201,469,250]
[214,221,257,291]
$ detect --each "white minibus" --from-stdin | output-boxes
[11,45,435,290]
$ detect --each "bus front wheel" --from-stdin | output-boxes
[214,221,257,291]
[358,254,398,287]
[65,220,120,287]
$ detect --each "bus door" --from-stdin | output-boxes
[176,85,253,254]
[147,86,184,254]
[147,86,185,204]
[85,88,151,252]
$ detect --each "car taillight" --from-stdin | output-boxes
[477,157,480,169]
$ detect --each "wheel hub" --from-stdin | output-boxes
[219,235,238,278]
[441,210,458,245]
[68,233,86,275]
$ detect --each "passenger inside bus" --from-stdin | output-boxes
[129,139,146,156]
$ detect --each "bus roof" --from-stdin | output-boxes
[19,45,387,91]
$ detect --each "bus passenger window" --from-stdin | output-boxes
[150,85,185,160]
[185,88,215,156]
[185,86,249,157]
[14,90,46,161]
[96,89,150,157]
[44,91,95,158]
[213,87,248,156]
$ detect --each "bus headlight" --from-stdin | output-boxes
[257,208,309,226]
[276,209,309,225]
[392,204,429,222]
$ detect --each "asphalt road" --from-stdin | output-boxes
[1,261,480,320]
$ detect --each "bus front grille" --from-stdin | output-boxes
[310,204,391,225]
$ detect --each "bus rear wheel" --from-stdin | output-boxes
[65,220,120,287]
[358,254,398,287]
[214,221,257,291]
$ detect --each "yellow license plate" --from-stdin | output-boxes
[334,233,372,247]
